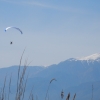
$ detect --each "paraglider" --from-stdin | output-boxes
[5,26,23,45]
[5,26,23,34]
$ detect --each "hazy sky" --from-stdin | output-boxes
[0,0,100,67]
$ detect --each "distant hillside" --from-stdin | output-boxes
[0,53,100,100]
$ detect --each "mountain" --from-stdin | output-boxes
[77,53,100,61]
[0,53,100,100]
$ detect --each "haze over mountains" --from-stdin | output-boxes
[0,53,100,100]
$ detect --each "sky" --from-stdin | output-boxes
[0,0,100,67]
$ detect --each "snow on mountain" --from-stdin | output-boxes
[76,53,100,61]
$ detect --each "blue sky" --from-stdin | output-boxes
[0,0,100,67]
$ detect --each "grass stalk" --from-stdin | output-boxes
[73,93,76,100]
[8,73,12,100]
[1,75,7,100]
[45,78,56,100]
[66,93,70,100]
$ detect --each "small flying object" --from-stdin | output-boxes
[10,41,13,44]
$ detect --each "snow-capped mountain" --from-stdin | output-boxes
[0,53,100,100]
[77,53,100,61]
[67,53,100,63]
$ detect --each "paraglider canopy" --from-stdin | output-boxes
[5,26,23,34]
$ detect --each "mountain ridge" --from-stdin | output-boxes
[0,53,100,100]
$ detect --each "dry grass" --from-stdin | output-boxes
[45,78,56,100]
[73,93,76,100]
[66,93,70,100]
[0,49,34,100]
[0,50,77,100]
